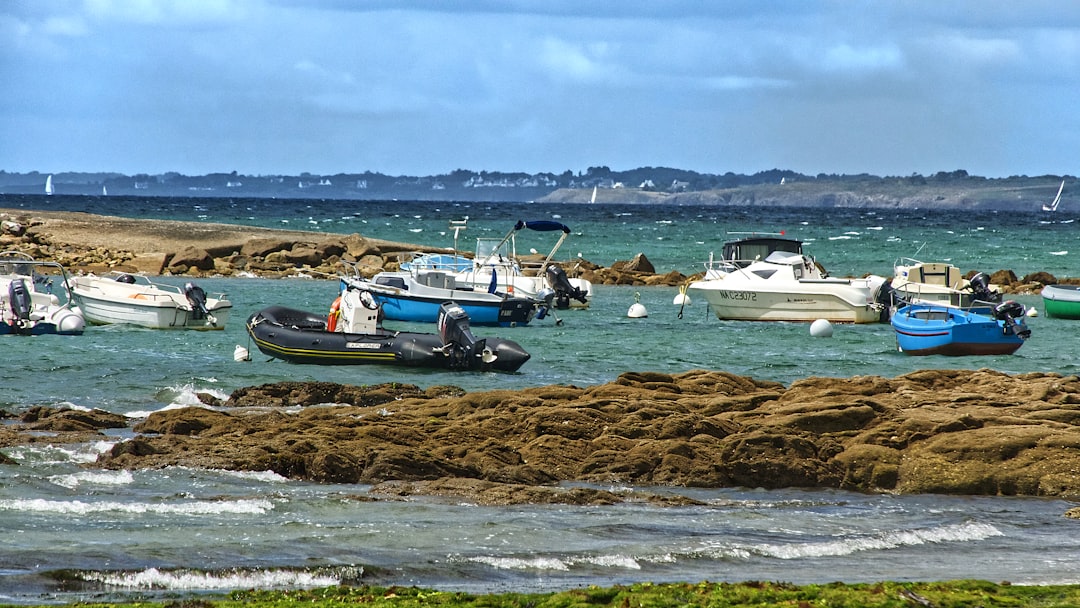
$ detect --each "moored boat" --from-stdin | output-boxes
[0,251,85,335]
[891,300,1031,356]
[889,258,1001,309]
[245,289,530,372]
[1041,284,1080,319]
[70,272,232,329]
[452,220,592,309]
[687,248,889,324]
[340,261,539,327]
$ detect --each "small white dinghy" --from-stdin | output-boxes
[70,272,232,330]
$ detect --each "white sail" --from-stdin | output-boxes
[1042,179,1065,212]
[590,186,597,204]
[45,175,54,195]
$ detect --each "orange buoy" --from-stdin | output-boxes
[327,296,342,332]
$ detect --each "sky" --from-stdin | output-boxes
[2,1,1079,179]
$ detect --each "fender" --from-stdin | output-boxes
[327,296,342,332]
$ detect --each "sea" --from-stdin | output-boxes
[2,193,1080,603]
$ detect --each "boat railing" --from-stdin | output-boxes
[0,250,80,308]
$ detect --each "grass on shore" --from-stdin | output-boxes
[35,580,1080,608]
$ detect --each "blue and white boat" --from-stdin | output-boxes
[453,220,592,309]
[891,300,1031,356]
[339,261,538,327]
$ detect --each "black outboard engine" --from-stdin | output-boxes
[184,282,211,321]
[544,265,588,309]
[967,272,1001,304]
[993,300,1031,339]
[115,273,137,284]
[437,302,487,370]
[8,279,33,326]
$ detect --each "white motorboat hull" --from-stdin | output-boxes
[690,278,885,323]
[71,275,231,330]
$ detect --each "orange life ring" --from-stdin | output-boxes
[327,296,342,332]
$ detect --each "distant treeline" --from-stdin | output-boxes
[0,167,1072,206]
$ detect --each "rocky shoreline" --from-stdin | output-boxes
[4,209,1080,511]
[0,208,684,286]
[5,369,1080,512]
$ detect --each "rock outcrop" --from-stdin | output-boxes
[6,369,1080,504]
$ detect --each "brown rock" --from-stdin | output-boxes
[240,237,296,258]
[611,252,656,274]
[166,246,215,273]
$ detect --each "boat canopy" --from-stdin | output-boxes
[513,220,571,234]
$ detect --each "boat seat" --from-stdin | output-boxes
[916,263,962,288]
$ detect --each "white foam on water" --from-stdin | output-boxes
[3,441,115,465]
[49,469,134,490]
[466,555,570,571]
[82,567,340,590]
[466,552,643,572]
[732,521,1003,559]
[0,497,274,516]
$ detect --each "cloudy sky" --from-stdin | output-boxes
[2,1,1079,178]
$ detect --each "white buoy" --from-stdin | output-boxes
[810,318,834,338]
[234,344,251,362]
[628,292,648,318]
[1026,306,1039,318]
[673,284,691,306]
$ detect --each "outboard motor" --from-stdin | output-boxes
[115,273,137,284]
[967,272,1001,304]
[874,278,895,322]
[436,302,488,370]
[993,300,1031,340]
[8,279,33,326]
[544,265,588,309]
[184,282,216,325]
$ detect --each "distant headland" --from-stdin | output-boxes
[0,167,1073,210]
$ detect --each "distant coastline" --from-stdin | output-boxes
[0,167,1073,210]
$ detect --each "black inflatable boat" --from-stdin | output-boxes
[245,300,530,372]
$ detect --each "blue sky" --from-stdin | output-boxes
[2,1,1078,178]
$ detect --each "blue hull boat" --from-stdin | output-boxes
[891,300,1031,356]
[339,267,538,327]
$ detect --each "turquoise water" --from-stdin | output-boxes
[2,194,1080,602]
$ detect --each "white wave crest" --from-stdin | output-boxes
[466,552,644,572]
[735,521,1003,559]
[49,469,134,490]
[467,555,570,571]
[0,497,274,516]
[3,442,115,465]
[83,567,342,590]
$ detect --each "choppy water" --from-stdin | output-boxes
[2,194,1080,603]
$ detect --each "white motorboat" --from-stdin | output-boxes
[0,251,85,335]
[695,233,805,280]
[889,258,1001,309]
[687,249,889,323]
[452,220,592,309]
[69,272,231,330]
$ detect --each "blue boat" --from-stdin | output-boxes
[891,300,1031,356]
[339,262,538,327]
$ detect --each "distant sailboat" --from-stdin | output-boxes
[102,185,108,196]
[590,186,597,204]
[1043,179,1065,212]
[45,175,54,196]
